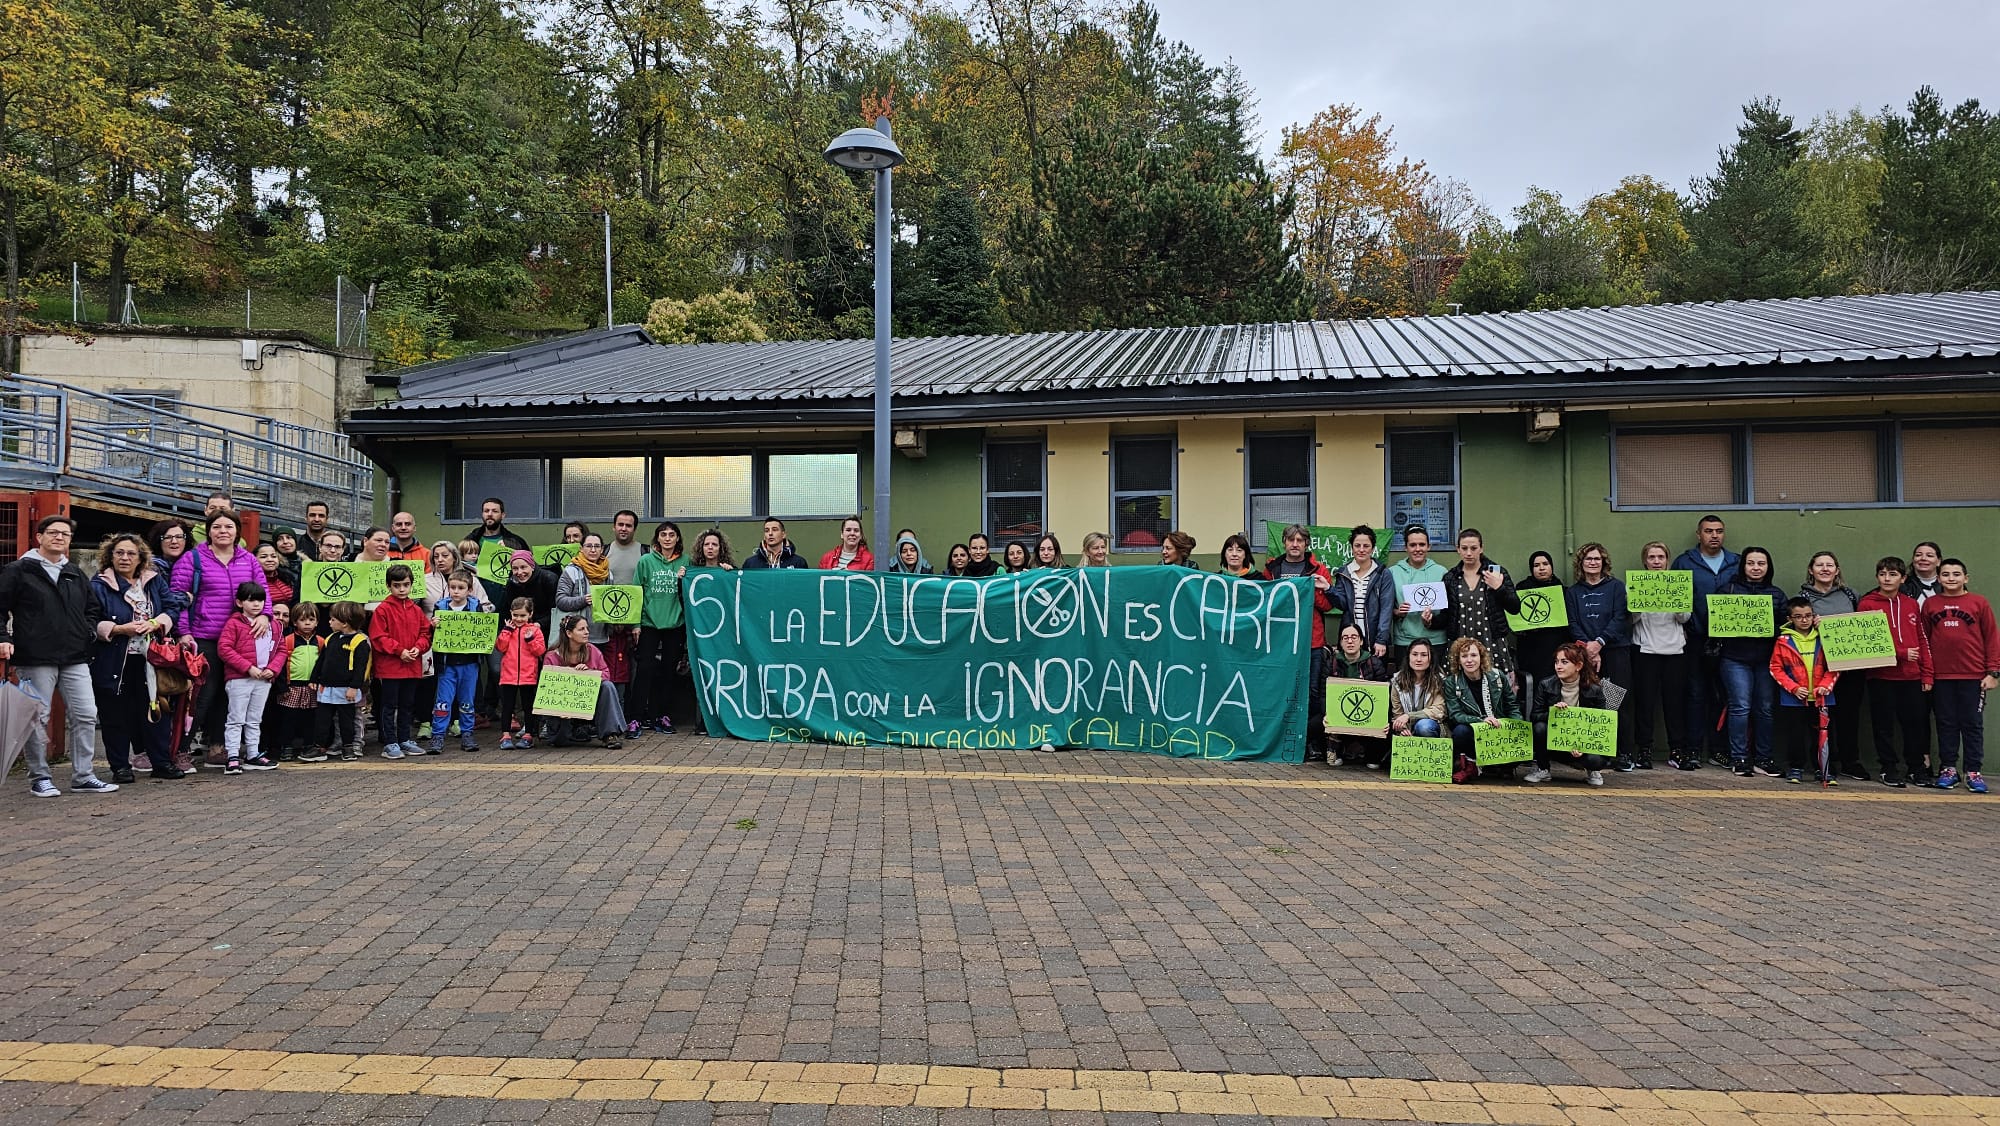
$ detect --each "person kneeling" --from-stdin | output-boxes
[1326,623,1391,766]
[1444,637,1523,782]
[539,614,628,749]
[1528,642,1611,787]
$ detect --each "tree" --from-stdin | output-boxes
[1275,103,1428,317]
[644,288,768,343]
[900,185,1003,335]
[1444,188,1619,314]
[1871,86,2000,290]
[1672,97,1830,301]
[1582,175,1688,303]
[1797,108,1882,287]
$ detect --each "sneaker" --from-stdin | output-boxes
[1329,754,1346,767]
[1969,772,1988,795]
[1522,766,1552,783]
[401,741,427,758]
[223,760,244,776]
[603,735,623,750]
[1784,769,1803,784]
[112,768,137,784]
[1614,759,1636,773]
[243,756,277,771]
[1635,758,1654,771]
[29,778,59,797]
[1664,757,1682,771]
[427,738,445,756]
[460,736,479,752]
[446,721,460,737]
[1734,765,1754,777]
[1937,767,1960,790]
[626,720,641,739]
[652,717,675,735]
[1819,774,1839,787]
[1881,775,1907,788]
[498,734,517,750]
[1753,763,1781,777]
[381,745,405,760]
[341,748,362,761]
[1677,759,1701,772]
[297,748,329,763]
[1585,770,1604,787]
[1839,767,1870,781]
[416,722,432,739]
[518,733,534,750]
[148,767,186,780]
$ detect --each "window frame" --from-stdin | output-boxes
[981,435,1047,546]
[1109,433,1178,555]
[1382,428,1461,552]
[446,445,860,523]
[1609,416,1999,511]
[1243,430,1315,554]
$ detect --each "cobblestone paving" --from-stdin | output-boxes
[1,740,1996,1124]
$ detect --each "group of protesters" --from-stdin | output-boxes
[1,491,1991,799]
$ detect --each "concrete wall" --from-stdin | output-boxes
[21,330,345,431]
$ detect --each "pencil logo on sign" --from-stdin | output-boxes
[1518,591,1553,626]
[600,588,630,620]
[314,567,353,599]
[1338,688,1377,724]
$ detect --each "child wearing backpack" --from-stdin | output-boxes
[274,600,324,762]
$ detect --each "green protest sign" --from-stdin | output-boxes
[300,561,391,603]
[591,584,642,625]
[1505,586,1569,633]
[1707,594,1776,638]
[1389,736,1454,783]
[1625,570,1693,613]
[433,611,500,655]
[535,543,582,569]
[533,666,602,720]
[1818,610,1897,672]
[1546,705,1619,757]
[1263,522,1353,569]
[683,567,1316,761]
[1324,678,1390,736]
[476,541,516,584]
[1473,718,1534,766]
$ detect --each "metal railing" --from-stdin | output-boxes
[0,375,375,529]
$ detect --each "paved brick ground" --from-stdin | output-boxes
[1,740,1996,1123]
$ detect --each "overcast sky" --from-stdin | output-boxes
[1147,0,2000,215]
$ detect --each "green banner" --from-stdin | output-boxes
[1324,677,1389,736]
[684,568,1315,761]
[1707,594,1776,638]
[433,611,500,654]
[1390,736,1454,783]
[1818,610,1896,671]
[1626,570,1693,613]
[536,543,583,569]
[1473,718,1534,766]
[1546,705,1618,757]
[300,561,391,603]
[1505,586,1569,633]
[1263,522,1353,569]
[533,667,601,719]
[591,584,642,625]
[476,541,516,584]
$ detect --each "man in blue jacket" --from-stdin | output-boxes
[0,516,116,796]
[1672,515,1741,768]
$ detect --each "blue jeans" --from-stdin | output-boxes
[1719,657,1775,766]
[432,662,480,733]
[1409,717,1442,738]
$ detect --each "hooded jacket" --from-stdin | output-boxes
[221,613,295,681]
[886,534,932,574]
[743,541,808,570]
[367,594,432,679]
[1771,625,1840,707]
[0,551,108,667]
[1857,588,1932,685]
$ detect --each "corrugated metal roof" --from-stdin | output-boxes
[377,290,2000,412]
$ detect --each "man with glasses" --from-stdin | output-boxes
[0,516,116,795]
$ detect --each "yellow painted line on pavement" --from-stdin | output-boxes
[318,759,1984,803]
[0,1040,1992,1120]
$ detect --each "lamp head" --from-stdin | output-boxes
[823,127,904,172]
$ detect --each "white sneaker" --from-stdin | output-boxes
[70,776,119,793]
[1586,770,1605,787]
[1522,767,1551,783]
[29,778,59,797]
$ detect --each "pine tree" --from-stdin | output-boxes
[1672,98,1831,301]
[1871,86,2000,290]
[900,186,1004,336]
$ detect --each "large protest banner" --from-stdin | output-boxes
[1262,522,1353,569]
[684,567,1315,761]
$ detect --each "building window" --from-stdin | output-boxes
[1245,432,1312,553]
[558,456,649,518]
[1111,435,1175,551]
[1384,430,1457,551]
[460,458,549,520]
[983,438,1045,543]
[1612,420,1996,508]
[767,452,859,517]
[662,454,754,518]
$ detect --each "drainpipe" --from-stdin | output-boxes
[1561,422,1575,559]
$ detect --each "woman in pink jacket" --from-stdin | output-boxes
[538,614,627,748]
[170,511,270,766]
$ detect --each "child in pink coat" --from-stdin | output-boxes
[219,581,293,774]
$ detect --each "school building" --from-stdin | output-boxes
[345,290,2000,591]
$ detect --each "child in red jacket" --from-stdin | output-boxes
[368,563,432,760]
[219,581,293,774]
[495,596,547,749]
[1858,557,1933,787]
[1925,559,2000,793]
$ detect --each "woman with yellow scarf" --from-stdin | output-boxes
[554,532,614,647]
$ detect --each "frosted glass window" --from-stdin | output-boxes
[560,457,648,517]
[662,455,753,516]
[769,453,857,516]
[461,459,547,520]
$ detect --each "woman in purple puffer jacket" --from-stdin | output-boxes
[171,510,270,764]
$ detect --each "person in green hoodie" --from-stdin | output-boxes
[632,521,689,735]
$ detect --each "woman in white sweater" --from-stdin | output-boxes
[1630,541,1694,770]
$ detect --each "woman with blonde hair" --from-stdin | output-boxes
[1442,635,1524,782]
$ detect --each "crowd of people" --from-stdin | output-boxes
[0,493,1991,798]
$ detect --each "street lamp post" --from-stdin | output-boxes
[823,118,905,571]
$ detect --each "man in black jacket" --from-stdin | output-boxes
[0,515,115,795]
